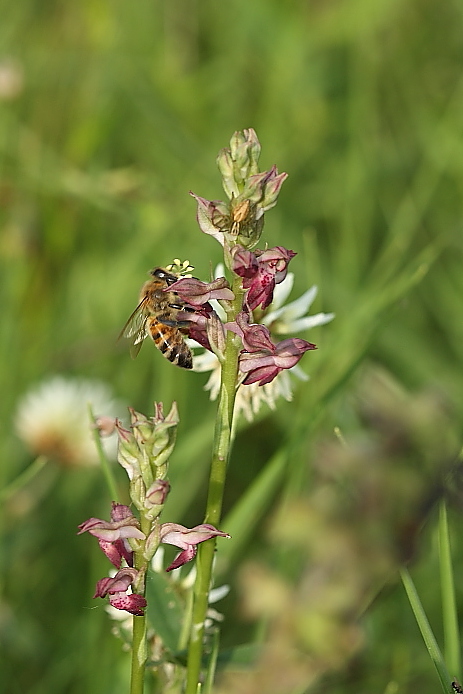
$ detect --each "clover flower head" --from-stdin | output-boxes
[0,58,24,101]
[15,376,120,467]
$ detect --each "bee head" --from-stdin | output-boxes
[151,267,177,285]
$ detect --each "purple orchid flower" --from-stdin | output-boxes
[93,568,147,616]
[232,245,296,310]
[160,522,230,572]
[77,502,145,568]
[227,312,317,386]
[169,275,234,307]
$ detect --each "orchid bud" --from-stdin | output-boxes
[145,479,170,507]
[228,129,261,178]
[127,403,179,474]
[217,148,240,199]
[144,522,161,561]
[217,129,262,202]
[115,420,143,481]
[242,165,288,213]
[144,479,170,520]
[115,404,179,509]
[129,475,146,513]
[206,311,227,362]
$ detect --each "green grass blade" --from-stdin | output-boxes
[400,567,453,693]
[439,500,461,680]
[0,455,48,502]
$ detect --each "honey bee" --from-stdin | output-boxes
[119,267,194,369]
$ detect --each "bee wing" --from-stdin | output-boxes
[118,298,149,359]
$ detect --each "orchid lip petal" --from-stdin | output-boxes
[160,522,230,570]
[109,592,147,616]
[165,546,197,572]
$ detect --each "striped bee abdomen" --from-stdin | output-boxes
[148,318,193,369]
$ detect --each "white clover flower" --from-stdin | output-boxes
[191,343,299,422]
[262,273,335,335]
[151,550,229,601]
[234,368,307,422]
[15,376,120,467]
[0,58,24,101]
[190,273,334,421]
[150,549,229,629]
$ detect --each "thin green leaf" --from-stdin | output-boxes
[400,567,453,693]
[439,500,461,680]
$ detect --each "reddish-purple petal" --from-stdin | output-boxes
[227,313,275,353]
[110,503,133,522]
[241,364,281,386]
[109,592,147,616]
[77,515,144,543]
[275,338,317,357]
[98,539,124,568]
[169,276,234,306]
[238,336,317,387]
[165,546,197,572]
[160,522,230,550]
[93,568,138,597]
[232,247,258,279]
[243,272,273,311]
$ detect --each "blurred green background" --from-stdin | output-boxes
[1,0,463,693]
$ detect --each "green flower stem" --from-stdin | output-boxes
[130,515,152,694]
[185,277,244,694]
[88,405,119,502]
[130,614,147,694]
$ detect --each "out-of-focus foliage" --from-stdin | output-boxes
[0,1,462,693]
[218,367,459,694]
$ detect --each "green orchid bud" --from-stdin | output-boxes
[129,475,146,512]
[218,129,262,199]
[144,521,161,561]
[217,148,240,199]
[115,404,179,512]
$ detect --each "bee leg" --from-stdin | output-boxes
[168,303,196,314]
[160,318,192,328]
